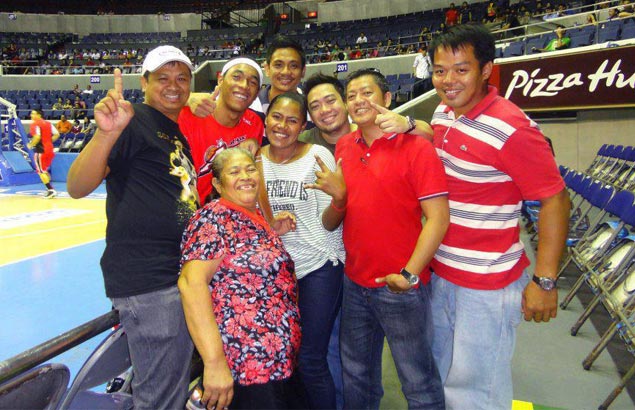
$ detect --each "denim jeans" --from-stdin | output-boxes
[298,260,343,409]
[340,276,444,410]
[430,272,529,410]
[327,310,343,410]
[112,285,193,410]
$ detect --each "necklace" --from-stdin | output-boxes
[268,144,298,165]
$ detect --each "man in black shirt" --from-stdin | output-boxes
[67,45,198,409]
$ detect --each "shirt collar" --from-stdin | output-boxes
[446,85,500,121]
[353,129,398,145]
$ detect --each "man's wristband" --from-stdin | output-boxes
[330,200,346,213]
[405,116,417,133]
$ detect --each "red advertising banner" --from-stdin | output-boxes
[494,45,635,111]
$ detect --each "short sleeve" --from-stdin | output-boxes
[410,137,449,201]
[181,206,226,263]
[499,126,565,200]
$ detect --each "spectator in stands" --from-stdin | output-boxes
[67,46,198,410]
[533,25,570,52]
[39,59,51,75]
[618,0,634,16]
[586,12,598,25]
[56,114,72,134]
[350,45,363,59]
[486,2,497,22]
[70,119,82,134]
[72,83,81,96]
[52,97,64,110]
[80,116,96,135]
[425,24,570,410]
[82,85,94,95]
[446,3,460,26]
[308,68,448,410]
[63,98,73,110]
[28,109,59,199]
[356,32,368,44]
[413,46,433,96]
[502,9,522,38]
[459,1,472,24]
[178,57,264,204]
[74,96,87,110]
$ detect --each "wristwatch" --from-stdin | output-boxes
[405,116,417,133]
[532,275,558,291]
[400,268,420,287]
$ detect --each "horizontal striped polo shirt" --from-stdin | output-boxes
[430,86,565,290]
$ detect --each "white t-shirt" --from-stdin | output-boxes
[262,144,345,279]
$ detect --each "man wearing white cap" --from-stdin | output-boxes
[178,57,264,204]
[67,45,198,409]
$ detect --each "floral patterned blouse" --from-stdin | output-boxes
[180,198,301,386]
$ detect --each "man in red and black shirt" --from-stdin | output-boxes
[28,109,59,198]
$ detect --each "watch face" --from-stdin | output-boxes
[539,278,556,291]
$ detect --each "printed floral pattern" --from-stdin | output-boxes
[181,199,301,386]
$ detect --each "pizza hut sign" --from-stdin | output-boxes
[497,45,635,111]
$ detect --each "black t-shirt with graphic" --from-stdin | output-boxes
[101,103,198,298]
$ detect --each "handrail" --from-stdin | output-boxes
[0,310,119,385]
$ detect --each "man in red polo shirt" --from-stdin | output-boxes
[308,68,449,409]
[28,109,59,198]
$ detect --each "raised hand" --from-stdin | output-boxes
[190,86,220,118]
[305,155,346,202]
[94,68,134,136]
[369,101,410,134]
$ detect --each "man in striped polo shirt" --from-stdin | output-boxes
[427,24,570,409]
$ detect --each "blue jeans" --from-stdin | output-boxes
[430,272,529,410]
[327,310,343,410]
[298,260,343,409]
[340,276,444,410]
[112,285,193,410]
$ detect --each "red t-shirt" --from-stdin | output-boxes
[178,107,264,203]
[335,131,448,287]
[446,8,459,26]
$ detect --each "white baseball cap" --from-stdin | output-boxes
[142,45,193,76]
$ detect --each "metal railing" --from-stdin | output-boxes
[0,310,119,385]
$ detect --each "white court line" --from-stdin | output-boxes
[0,220,106,240]
[0,237,105,268]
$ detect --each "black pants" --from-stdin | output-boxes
[231,372,308,410]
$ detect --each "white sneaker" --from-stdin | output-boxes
[44,190,57,199]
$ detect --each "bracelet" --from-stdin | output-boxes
[330,200,346,213]
[405,116,417,133]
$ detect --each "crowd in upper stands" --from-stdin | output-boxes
[2,1,633,77]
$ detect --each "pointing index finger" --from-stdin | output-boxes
[368,100,390,114]
[113,68,124,96]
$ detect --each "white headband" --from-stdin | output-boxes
[221,57,264,86]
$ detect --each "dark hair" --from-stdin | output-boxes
[429,23,495,69]
[346,68,389,95]
[32,109,44,117]
[303,73,345,100]
[267,92,308,124]
[266,35,306,68]
[210,147,256,199]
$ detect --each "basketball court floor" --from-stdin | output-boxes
[1,183,634,410]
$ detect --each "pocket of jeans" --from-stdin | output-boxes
[383,285,417,295]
